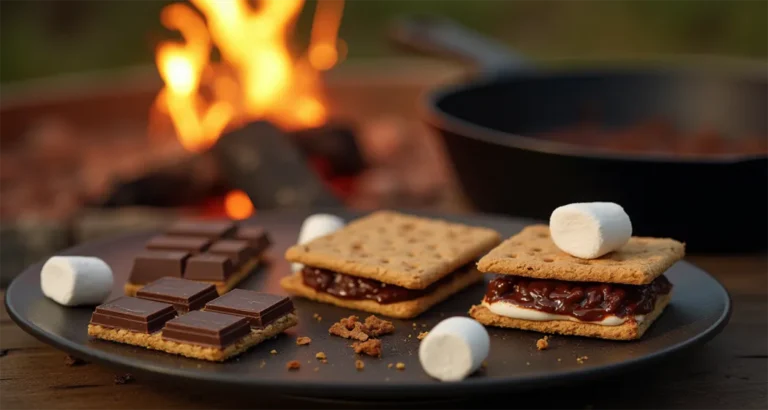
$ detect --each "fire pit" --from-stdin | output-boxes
[0,0,470,283]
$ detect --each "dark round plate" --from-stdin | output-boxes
[5,209,731,400]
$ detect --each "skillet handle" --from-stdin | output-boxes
[388,14,533,75]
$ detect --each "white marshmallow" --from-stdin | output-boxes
[40,256,113,306]
[549,202,632,259]
[418,317,490,382]
[291,214,346,272]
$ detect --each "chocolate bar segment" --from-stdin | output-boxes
[90,296,176,333]
[129,250,190,285]
[166,220,237,240]
[161,310,250,348]
[208,240,255,266]
[136,277,219,313]
[184,254,235,281]
[204,289,294,328]
[146,235,211,253]
[235,226,271,251]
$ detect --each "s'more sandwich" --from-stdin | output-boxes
[281,211,501,319]
[469,204,685,341]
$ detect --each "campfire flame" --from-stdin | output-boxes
[154,0,345,219]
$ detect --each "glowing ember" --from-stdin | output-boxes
[224,190,255,220]
[154,0,345,153]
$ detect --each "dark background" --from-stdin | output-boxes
[2,0,766,84]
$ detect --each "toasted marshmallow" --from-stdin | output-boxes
[292,214,345,272]
[41,256,113,306]
[419,317,490,381]
[549,202,632,259]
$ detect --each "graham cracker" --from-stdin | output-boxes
[476,225,685,285]
[469,293,671,341]
[284,211,500,289]
[87,313,298,362]
[124,258,260,297]
[279,267,485,319]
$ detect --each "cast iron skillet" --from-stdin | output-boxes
[390,15,768,253]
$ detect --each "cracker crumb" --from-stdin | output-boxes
[64,355,85,367]
[270,349,277,354]
[412,322,417,327]
[395,362,405,371]
[296,336,312,346]
[408,334,412,338]
[315,352,327,360]
[421,324,427,328]
[536,337,549,350]
[321,359,328,364]
[352,339,382,357]
[314,367,319,372]
[260,360,266,368]
[576,356,589,364]
[388,363,393,368]
[355,360,365,371]
[113,373,134,385]
[329,315,369,341]
[526,362,530,366]
[417,331,429,340]
[286,360,301,370]
[313,313,322,321]
[557,358,562,362]
[364,315,395,337]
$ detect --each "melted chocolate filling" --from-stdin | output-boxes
[301,264,473,304]
[484,275,672,322]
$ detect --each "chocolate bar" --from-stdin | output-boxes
[89,291,300,361]
[208,240,255,265]
[204,289,294,328]
[235,226,271,250]
[135,277,219,313]
[128,251,190,285]
[89,296,177,333]
[166,220,237,239]
[184,254,235,281]
[146,235,211,253]
[161,310,250,348]
[125,221,273,297]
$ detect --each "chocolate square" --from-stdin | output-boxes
[208,240,254,266]
[136,277,219,313]
[166,220,237,240]
[161,310,250,348]
[90,296,177,333]
[146,235,211,254]
[184,254,235,282]
[204,289,294,328]
[129,250,190,285]
[235,226,271,251]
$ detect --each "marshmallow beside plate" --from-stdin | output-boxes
[40,256,114,306]
[419,317,490,381]
[549,202,632,259]
[291,214,346,272]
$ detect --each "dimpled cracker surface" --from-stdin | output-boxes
[284,211,501,289]
[477,225,685,285]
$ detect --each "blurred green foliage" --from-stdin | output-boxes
[1,0,765,83]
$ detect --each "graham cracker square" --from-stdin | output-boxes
[284,211,501,289]
[476,225,685,285]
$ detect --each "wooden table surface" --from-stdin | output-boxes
[2,254,766,409]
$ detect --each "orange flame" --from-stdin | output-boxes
[154,0,345,219]
[154,0,345,153]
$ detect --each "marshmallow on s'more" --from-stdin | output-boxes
[469,205,684,341]
[281,211,501,319]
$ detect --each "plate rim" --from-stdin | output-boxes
[4,210,733,397]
